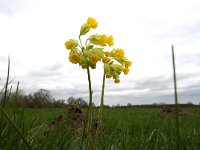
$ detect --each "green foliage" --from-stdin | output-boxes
[1,108,200,149]
[0,88,67,108]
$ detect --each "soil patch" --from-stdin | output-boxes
[160,106,194,117]
[48,104,98,135]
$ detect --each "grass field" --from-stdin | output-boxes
[1,107,200,150]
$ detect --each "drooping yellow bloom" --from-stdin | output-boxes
[114,78,120,83]
[107,35,114,47]
[125,61,132,68]
[87,17,98,29]
[82,64,88,69]
[106,73,112,78]
[65,39,78,50]
[104,51,110,57]
[123,68,130,75]
[65,41,74,50]
[102,57,110,63]
[99,34,107,46]
[69,53,80,64]
[115,49,124,58]
[90,54,100,64]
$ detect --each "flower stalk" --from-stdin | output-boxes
[99,72,105,125]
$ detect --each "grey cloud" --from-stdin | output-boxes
[3,61,199,106]
[176,73,200,83]
[158,20,200,45]
[177,53,200,66]
[9,71,200,105]
[27,63,64,78]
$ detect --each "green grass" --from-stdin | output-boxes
[1,107,200,149]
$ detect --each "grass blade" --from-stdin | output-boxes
[0,107,31,150]
[2,56,10,108]
[172,45,181,150]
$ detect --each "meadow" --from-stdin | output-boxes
[1,107,200,150]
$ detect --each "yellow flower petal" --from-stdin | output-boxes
[114,78,120,83]
[107,35,114,47]
[69,53,80,64]
[99,34,107,46]
[115,49,124,58]
[65,39,78,50]
[106,73,112,78]
[102,57,110,63]
[65,41,74,50]
[90,54,100,64]
[82,64,88,69]
[123,68,130,75]
[87,17,98,29]
[104,51,110,57]
[125,61,132,68]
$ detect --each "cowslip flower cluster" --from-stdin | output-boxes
[65,17,132,83]
[102,48,132,83]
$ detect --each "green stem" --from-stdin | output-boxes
[79,35,83,48]
[0,107,31,150]
[172,45,181,150]
[87,67,93,130]
[99,72,106,125]
[82,67,93,146]
[85,67,93,148]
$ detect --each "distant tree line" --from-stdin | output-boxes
[1,87,199,108]
[0,88,90,108]
[111,102,200,108]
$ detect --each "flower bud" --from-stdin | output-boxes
[105,73,112,78]
[80,23,90,35]
[123,68,130,75]
[114,78,120,83]
[125,61,132,68]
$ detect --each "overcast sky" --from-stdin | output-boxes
[0,0,200,106]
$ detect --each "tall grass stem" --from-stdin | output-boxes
[172,45,181,150]
[2,56,10,108]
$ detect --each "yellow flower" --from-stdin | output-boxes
[99,34,107,46]
[115,49,124,58]
[69,53,80,64]
[102,57,110,63]
[82,64,88,69]
[90,54,100,64]
[65,39,78,50]
[114,78,120,83]
[107,36,114,46]
[106,73,112,78]
[65,41,74,50]
[123,68,130,75]
[87,17,98,29]
[104,51,110,57]
[125,61,132,68]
